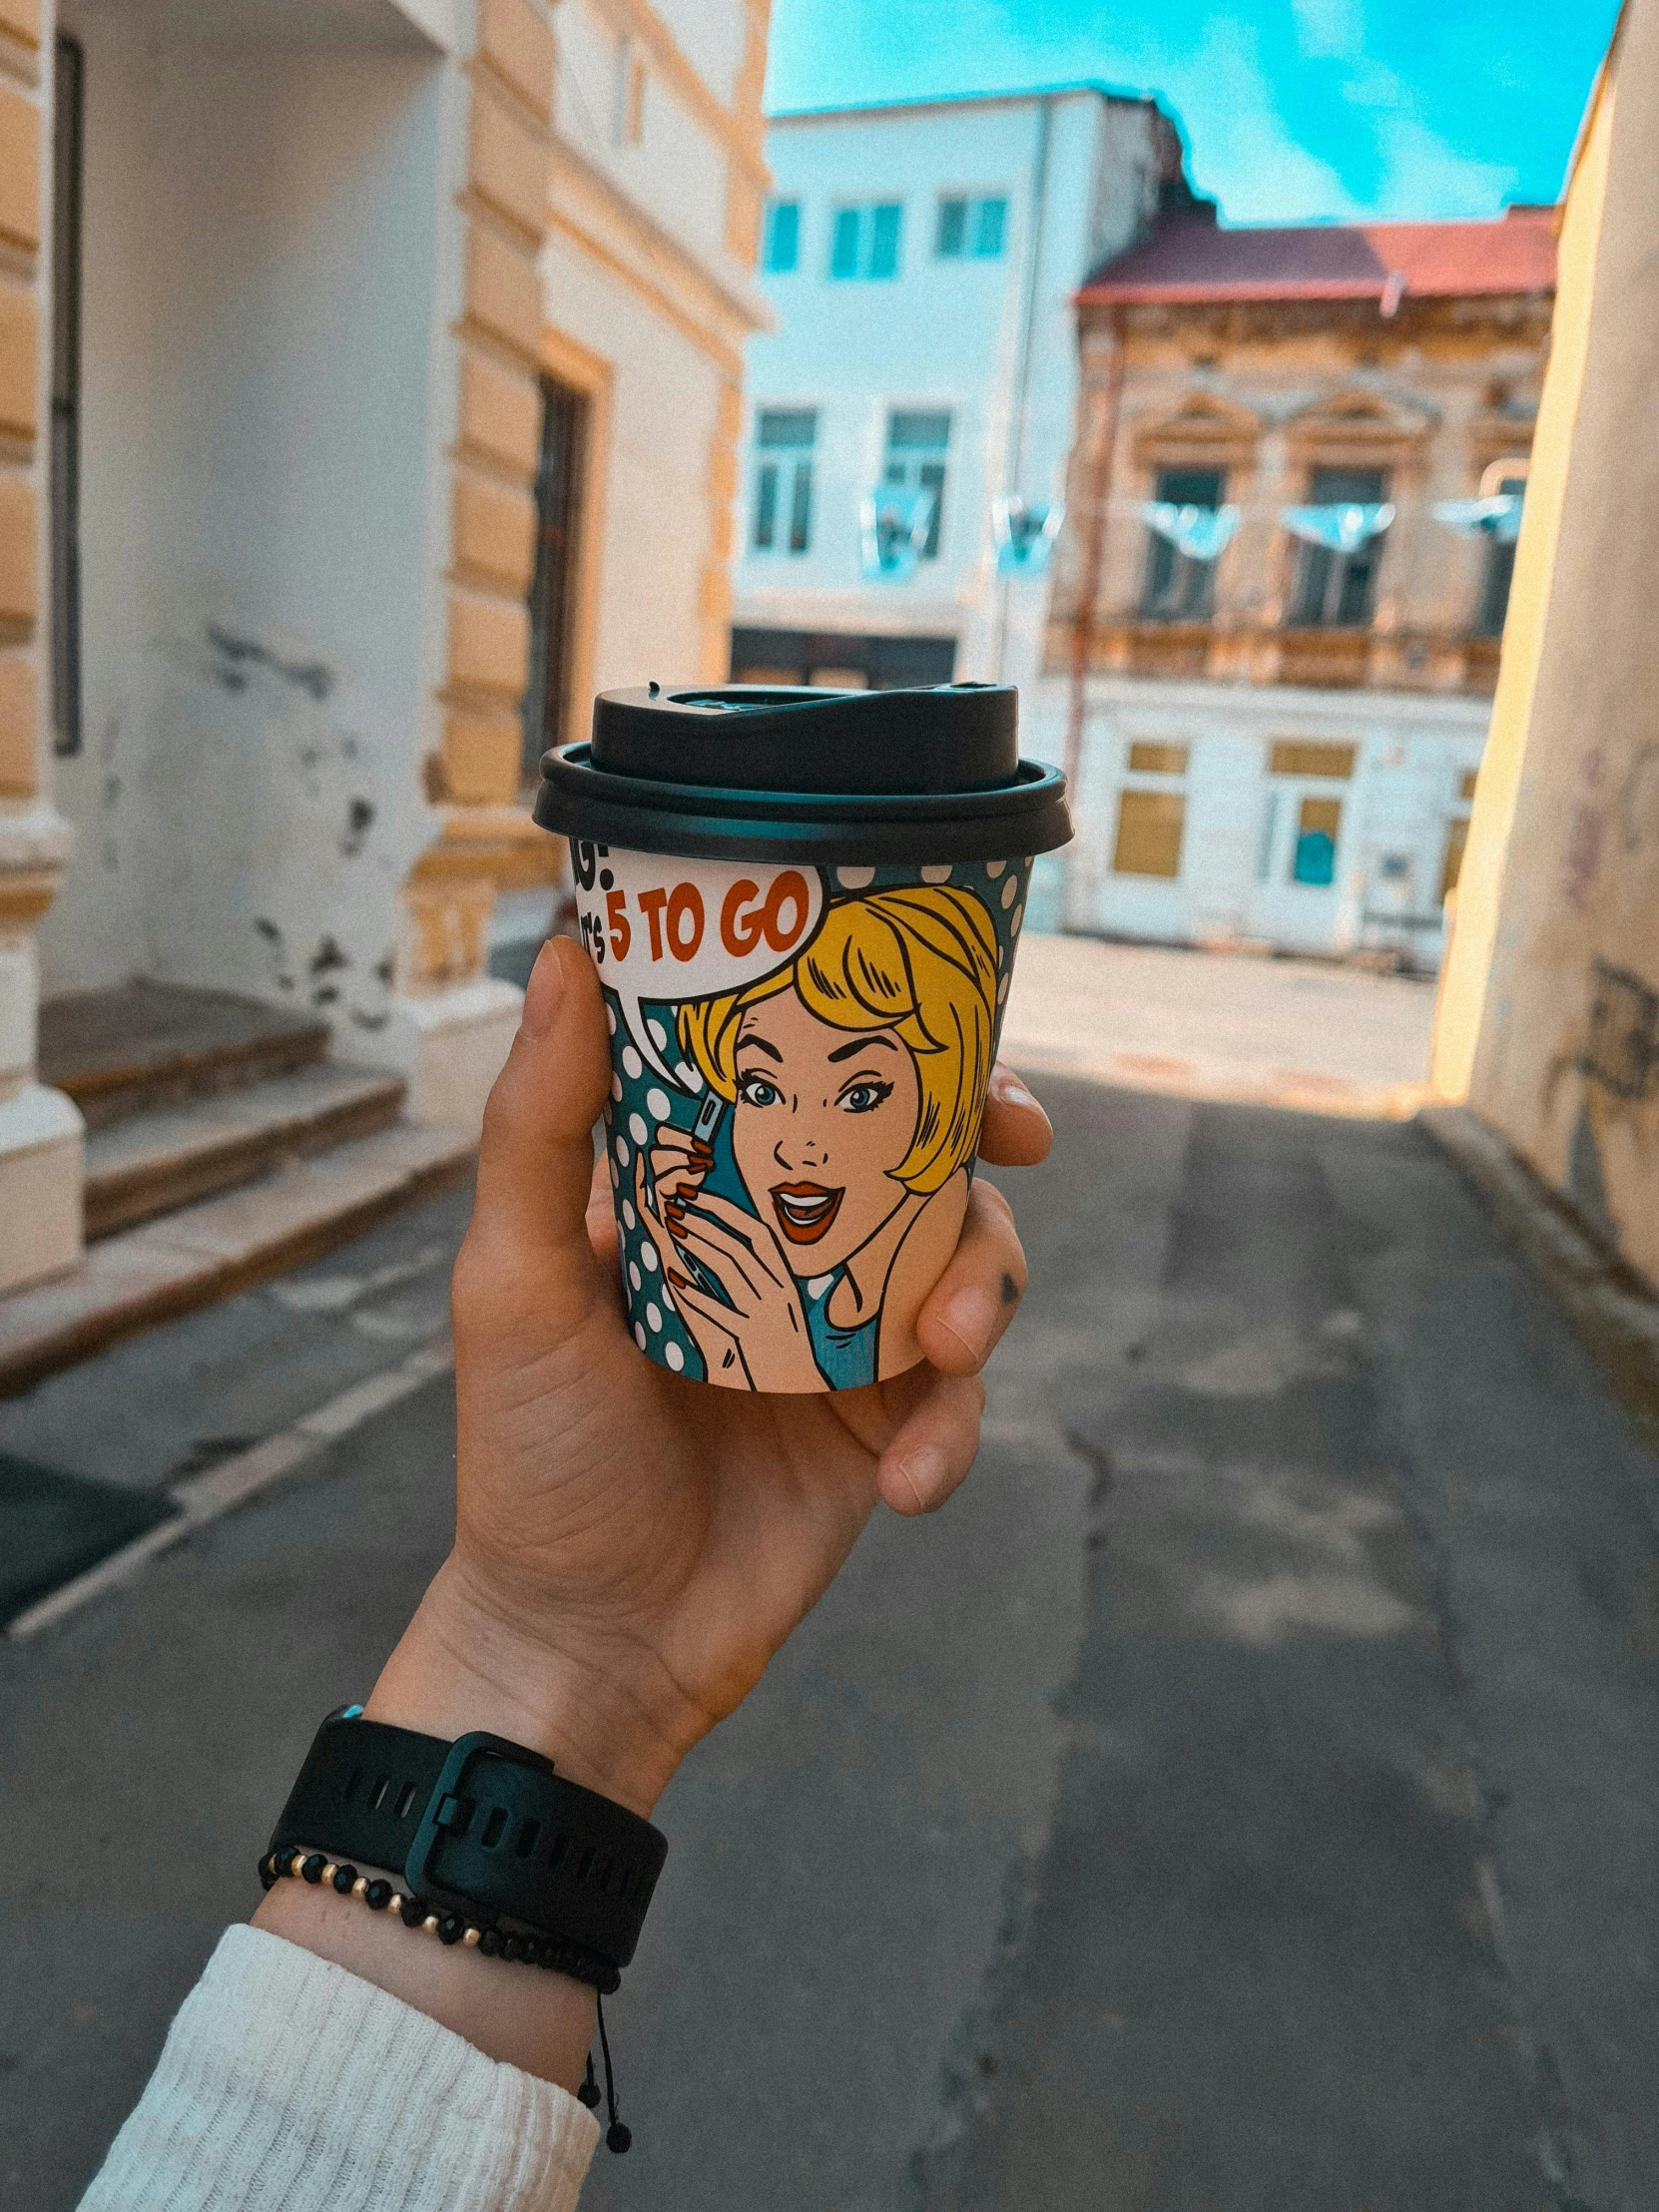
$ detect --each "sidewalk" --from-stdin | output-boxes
[1001,931,1436,1116]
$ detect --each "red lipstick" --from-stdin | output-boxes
[770,1181,844,1245]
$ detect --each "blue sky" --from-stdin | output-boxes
[765,0,1619,224]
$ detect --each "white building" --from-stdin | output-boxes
[728,85,1193,698]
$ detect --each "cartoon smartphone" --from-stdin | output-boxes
[692,1088,724,1161]
[675,1090,728,1300]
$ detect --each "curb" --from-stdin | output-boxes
[1418,1103,1659,1457]
[6,1336,455,1641]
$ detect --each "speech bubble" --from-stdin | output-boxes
[570,842,827,1087]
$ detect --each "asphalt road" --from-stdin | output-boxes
[3,1076,1658,2210]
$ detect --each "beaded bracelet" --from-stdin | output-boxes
[260,1847,633,2150]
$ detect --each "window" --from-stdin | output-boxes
[935,194,1008,260]
[1128,742,1190,776]
[1290,466,1388,627]
[1292,797,1342,885]
[1113,791,1186,878]
[50,32,83,757]
[1142,467,1225,622]
[752,409,817,555]
[764,200,801,275]
[730,625,957,690]
[523,377,591,780]
[1476,475,1525,635]
[882,409,950,560]
[1269,740,1356,780]
[830,202,902,280]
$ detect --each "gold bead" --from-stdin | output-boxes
[422,1916,439,1936]
[388,1894,403,1914]
[352,1877,368,1899]
[462,1926,481,1946]
[321,1865,337,1885]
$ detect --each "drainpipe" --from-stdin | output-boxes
[992,94,1053,681]
[1063,303,1124,817]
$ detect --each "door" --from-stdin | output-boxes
[1247,739,1358,951]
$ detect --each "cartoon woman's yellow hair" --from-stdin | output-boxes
[677,885,998,1196]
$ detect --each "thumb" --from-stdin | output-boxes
[460,936,615,1336]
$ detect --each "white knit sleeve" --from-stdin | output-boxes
[79,1926,599,2212]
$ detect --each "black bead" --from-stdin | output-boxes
[400,1895,427,1928]
[501,1933,526,1963]
[606,2123,632,2155]
[364,1881,392,1912]
[259,1858,277,1891]
[576,2079,600,2110]
[300,1854,327,1886]
[331,1865,359,1897]
[519,1936,544,1967]
[278,1850,299,1879]
[437,1914,465,1946]
[477,1928,503,1957]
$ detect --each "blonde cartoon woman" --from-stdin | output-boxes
[632,884,999,1392]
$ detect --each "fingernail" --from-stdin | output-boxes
[521,941,564,1039]
[991,1068,1037,1110]
[895,1445,948,1512]
[939,1287,999,1365]
[667,1270,691,1291]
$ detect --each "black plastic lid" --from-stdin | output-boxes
[533,683,1072,865]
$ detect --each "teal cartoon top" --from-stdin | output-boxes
[802,1269,879,1390]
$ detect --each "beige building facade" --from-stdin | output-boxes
[1433,2,1659,1286]
[1030,211,1554,960]
[0,0,771,1297]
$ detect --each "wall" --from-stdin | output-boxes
[1431,12,1659,1282]
[41,6,450,1043]
[1061,679,1485,959]
[0,0,81,1294]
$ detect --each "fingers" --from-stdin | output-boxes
[977,1063,1052,1168]
[876,1371,986,1516]
[676,1189,792,1289]
[459,939,614,1337]
[912,1176,1028,1378]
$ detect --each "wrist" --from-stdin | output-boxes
[362,1556,687,1819]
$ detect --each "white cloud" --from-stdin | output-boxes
[1166,21,1365,222]
[1369,115,1518,219]
[1291,0,1367,61]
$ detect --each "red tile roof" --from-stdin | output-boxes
[1079,209,1556,307]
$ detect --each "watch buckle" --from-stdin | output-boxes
[403,1731,556,1919]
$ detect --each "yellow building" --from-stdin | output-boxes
[0,0,771,1302]
[1431,1,1659,1282]
[1038,209,1553,961]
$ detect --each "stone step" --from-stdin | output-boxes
[83,1063,408,1240]
[0,1123,474,1395]
[39,980,331,1131]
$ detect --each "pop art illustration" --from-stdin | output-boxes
[573,845,1032,1392]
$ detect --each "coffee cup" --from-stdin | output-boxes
[533,683,1070,1392]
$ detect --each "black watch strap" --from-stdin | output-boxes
[270,1710,667,1971]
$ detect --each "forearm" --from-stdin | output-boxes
[252,1553,684,2091]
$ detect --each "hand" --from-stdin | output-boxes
[383,935,1051,1821]
[257,935,1050,2084]
[634,1152,822,1392]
